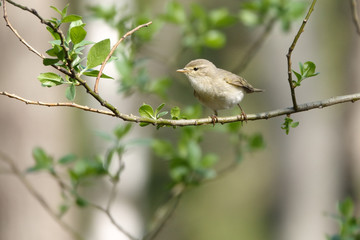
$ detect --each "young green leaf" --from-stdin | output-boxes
[281,116,299,135]
[27,147,54,172]
[43,58,59,66]
[139,104,155,119]
[62,14,82,23]
[70,26,87,44]
[86,39,110,69]
[38,72,64,87]
[171,106,181,120]
[203,30,226,49]
[65,84,76,101]
[82,70,113,79]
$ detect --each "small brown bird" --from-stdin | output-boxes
[176,59,263,121]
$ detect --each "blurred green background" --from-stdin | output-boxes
[1,0,360,240]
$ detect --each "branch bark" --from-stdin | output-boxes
[2,91,359,127]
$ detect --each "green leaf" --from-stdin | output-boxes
[200,154,218,168]
[58,203,70,217]
[75,196,88,207]
[65,84,76,101]
[248,133,265,150]
[238,9,259,27]
[152,139,174,159]
[113,124,132,140]
[82,70,113,79]
[70,26,87,44]
[139,104,155,119]
[203,30,226,49]
[86,39,110,69]
[62,14,82,23]
[164,1,186,24]
[209,8,236,28]
[338,198,354,218]
[58,154,77,165]
[27,147,53,172]
[50,5,63,16]
[38,72,64,87]
[171,106,181,120]
[43,58,59,66]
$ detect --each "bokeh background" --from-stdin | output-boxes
[1,0,360,240]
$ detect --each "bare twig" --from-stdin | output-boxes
[0,152,83,240]
[232,16,277,74]
[94,21,153,93]
[1,90,360,126]
[0,92,116,116]
[2,0,44,58]
[350,0,360,35]
[142,188,184,240]
[286,0,317,111]
[89,203,137,240]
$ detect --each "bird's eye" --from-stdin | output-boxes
[193,67,199,71]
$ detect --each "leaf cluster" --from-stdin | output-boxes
[39,4,113,101]
[292,61,319,88]
[27,123,136,215]
[281,116,299,135]
[239,0,307,31]
[327,198,360,240]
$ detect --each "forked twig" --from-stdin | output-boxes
[0,152,83,240]
[94,21,153,93]
[286,0,317,111]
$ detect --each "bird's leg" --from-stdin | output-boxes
[211,110,218,126]
[237,104,247,122]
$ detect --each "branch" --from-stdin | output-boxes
[88,203,137,240]
[0,152,84,240]
[94,21,153,93]
[232,16,277,74]
[286,0,317,111]
[2,91,359,126]
[2,0,44,58]
[350,0,360,35]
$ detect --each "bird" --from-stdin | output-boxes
[176,59,263,122]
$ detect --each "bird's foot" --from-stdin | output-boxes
[210,114,218,126]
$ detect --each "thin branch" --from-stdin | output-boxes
[286,0,317,111]
[0,91,116,116]
[142,189,184,240]
[89,203,138,240]
[94,21,153,93]
[0,152,83,240]
[350,0,360,35]
[232,16,277,74]
[1,90,360,126]
[2,0,44,58]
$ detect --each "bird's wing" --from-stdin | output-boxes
[220,69,260,93]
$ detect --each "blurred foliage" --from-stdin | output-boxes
[10,0,314,238]
[327,198,360,240]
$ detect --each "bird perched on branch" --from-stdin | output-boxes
[177,59,263,122]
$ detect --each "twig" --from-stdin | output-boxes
[0,92,116,116]
[2,0,44,58]
[94,21,153,93]
[89,203,137,240]
[1,90,360,126]
[350,0,360,35]
[142,191,183,240]
[0,151,84,240]
[232,16,277,74]
[286,0,317,111]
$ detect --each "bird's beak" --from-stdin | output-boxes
[176,68,187,73]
